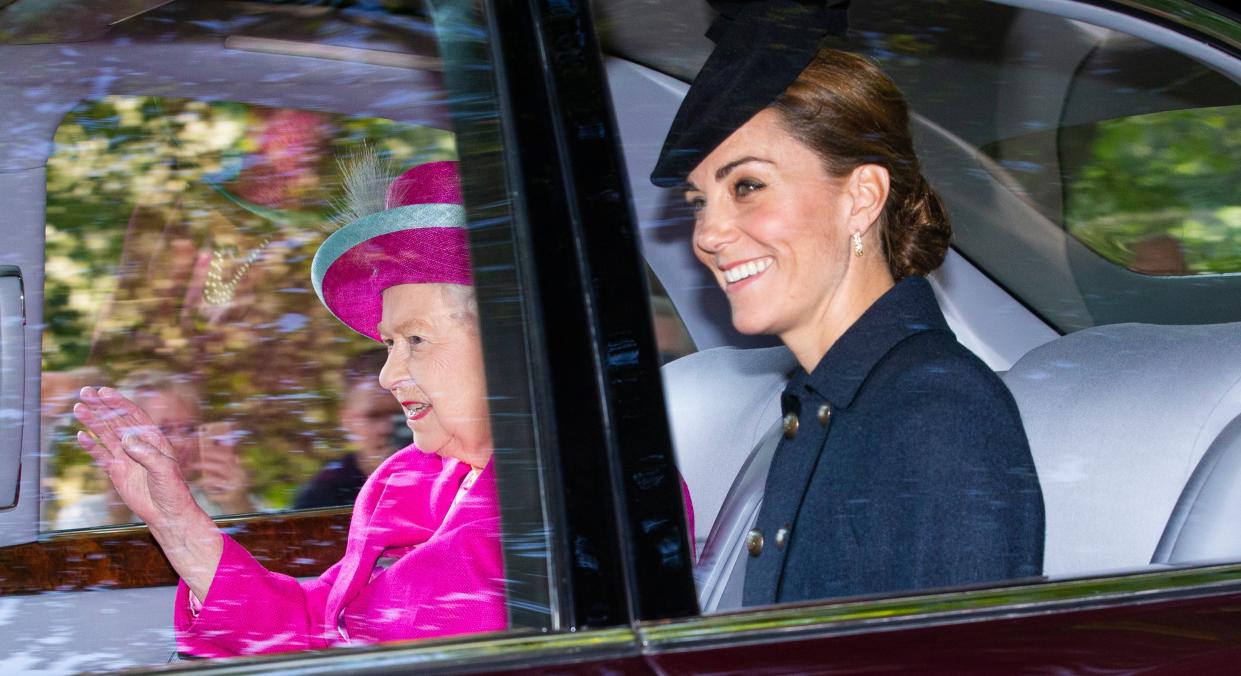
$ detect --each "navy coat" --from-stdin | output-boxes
[743,276,1045,606]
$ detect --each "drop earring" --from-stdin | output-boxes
[851,232,864,257]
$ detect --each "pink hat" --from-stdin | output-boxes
[311,160,471,342]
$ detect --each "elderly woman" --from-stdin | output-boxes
[652,2,1044,605]
[74,160,506,656]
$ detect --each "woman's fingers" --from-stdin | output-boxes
[73,399,125,456]
[76,430,112,467]
[80,386,178,460]
[98,387,157,428]
[97,388,161,440]
[120,432,179,480]
[79,386,143,452]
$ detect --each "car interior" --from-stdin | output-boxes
[0,2,456,668]
[612,1,1241,610]
[2,0,1240,670]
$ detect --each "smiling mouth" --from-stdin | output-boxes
[401,401,431,421]
[722,258,773,284]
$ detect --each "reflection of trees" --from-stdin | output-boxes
[1065,106,1241,276]
[43,97,455,512]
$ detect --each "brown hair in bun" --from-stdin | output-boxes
[771,48,951,280]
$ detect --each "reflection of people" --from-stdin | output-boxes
[55,370,254,529]
[41,367,105,435]
[293,350,403,509]
[1129,234,1189,276]
[75,161,508,656]
[651,4,1043,605]
[74,106,339,521]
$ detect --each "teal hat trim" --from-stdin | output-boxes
[311,203,467,308]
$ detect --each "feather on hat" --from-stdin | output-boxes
[312,157,470,342]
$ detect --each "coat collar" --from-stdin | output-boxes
[788,276,950,409]
[325,447,476,635]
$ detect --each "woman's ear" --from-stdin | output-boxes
[846,164,890,236]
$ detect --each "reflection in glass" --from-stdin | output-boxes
[41,97,456,528]
[983,106,1241,276]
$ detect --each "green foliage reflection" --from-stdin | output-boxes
[1056,106,1240,276]
[1066,106,1241,276]
[42,96,455,525]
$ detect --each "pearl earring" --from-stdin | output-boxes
[851,232,864,257]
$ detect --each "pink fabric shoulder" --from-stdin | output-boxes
[173,447,698,658]
[174,446,505,657]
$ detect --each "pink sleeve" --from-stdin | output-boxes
[680,474,697,561]
[339,517,506,643]
[174,534,341,658]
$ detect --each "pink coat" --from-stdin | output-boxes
[174,446,505,657]
[174,444,696,658]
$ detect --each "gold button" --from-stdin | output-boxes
[746,528,764,557]
[775,526,790,550]
[818,403,832,427]
[782,411,799,439]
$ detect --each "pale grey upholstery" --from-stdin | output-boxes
[694,419,780,612]
[670,321,1241,597]
[662,345,797,552]
[1003,322,1241,577]
[1154,412,1241,565]
[0,586,177,672]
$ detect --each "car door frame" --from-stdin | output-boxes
[9,0,1241,673]
[0,0,695,669]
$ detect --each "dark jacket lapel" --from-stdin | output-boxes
[743,277,951,605]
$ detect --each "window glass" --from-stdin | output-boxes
[647,268,695,364]
[2,0,556,671]
[42,97,445,528]
[982,106,1241,276]
[604,0,1241,622]
[847,0,1241,330]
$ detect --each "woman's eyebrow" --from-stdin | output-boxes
[715,156,773,182]
[376,318,426,336]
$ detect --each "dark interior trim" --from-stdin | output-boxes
[0,509,350,595]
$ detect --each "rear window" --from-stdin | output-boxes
[42,96,451,528]
[982,105,1241,277]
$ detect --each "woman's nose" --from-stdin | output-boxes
[693,207,736,255]
[378,350,402,391]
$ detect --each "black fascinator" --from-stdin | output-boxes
[649,0,849,188]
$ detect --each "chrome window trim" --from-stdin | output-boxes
[0,264,24,511]
[157,627,640,675]
[153,564,1241,672]
[1116,0,1241,49]
[638,563,1241,653]
[993,0,1241,78]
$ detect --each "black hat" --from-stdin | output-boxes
[649,0,849,188]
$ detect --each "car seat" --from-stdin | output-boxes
[1003,322,1241,576]
[662,344,797,555]
[670,320,1241,610]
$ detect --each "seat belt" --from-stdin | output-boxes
[694,417,783,612]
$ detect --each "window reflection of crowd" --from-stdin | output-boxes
[42,106,386,527]
[45,349,407,526]
[50,369,257,529]
[293,349,406,510]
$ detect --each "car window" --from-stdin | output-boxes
[0,1,562,671]
[648,268,696,364]
[851,0,1241,331]
[980,105,1241,277]
[41,97,446,528]
[601,0,1241,623]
